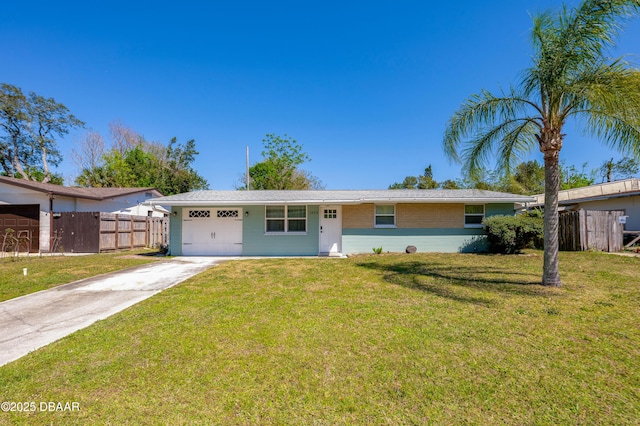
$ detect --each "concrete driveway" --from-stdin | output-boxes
[0,256,231,367]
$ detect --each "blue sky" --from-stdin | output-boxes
[2,1,639,189]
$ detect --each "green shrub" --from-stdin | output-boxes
[483,215,544,254]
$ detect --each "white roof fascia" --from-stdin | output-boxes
[356,197,534,203]
[145,199,360,206]
[146,196,534,206]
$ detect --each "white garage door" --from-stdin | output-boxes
[182,208,243,255]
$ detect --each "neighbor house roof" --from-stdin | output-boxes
[530,178,640,207]
[0,176,163,201]
[146,189,534,206]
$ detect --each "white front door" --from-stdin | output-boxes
[182,208,243,255]
[319,206,342,256]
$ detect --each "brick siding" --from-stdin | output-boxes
[396,203,463,228]
[343,204,374,228]
[343,203,464,229]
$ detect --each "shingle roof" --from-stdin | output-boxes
[147,189,534,206]
[0,176,162,200]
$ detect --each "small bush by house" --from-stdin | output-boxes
[483,214,544,254]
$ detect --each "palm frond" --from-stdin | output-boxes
[579,108,640,159]
[461,118,540,176]
[526,0,640,114]
[443,89,541,163]
[556,0,638,64]
[497,120,540,173]
[568,63,640,120]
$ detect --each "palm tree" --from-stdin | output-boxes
[443,0,640,286]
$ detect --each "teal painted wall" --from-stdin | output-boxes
[242,205,320,256]
[168,208,183,256]
[342,228,488,254]
[486,203,516,217]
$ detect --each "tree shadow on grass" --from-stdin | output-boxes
[356,258,556,306]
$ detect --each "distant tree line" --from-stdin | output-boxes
[73,121,208,195]
[1,83,208,194]
[389,158,639,195]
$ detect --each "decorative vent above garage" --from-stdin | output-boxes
[217,210,239,218]
[188,210,211,218]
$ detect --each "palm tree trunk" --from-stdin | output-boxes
[543,149,562,286]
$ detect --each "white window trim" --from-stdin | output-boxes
[464,204,485,228]
[374,204,396,228]
[265,205,308,235]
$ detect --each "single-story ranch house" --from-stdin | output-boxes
[146,189,534,256]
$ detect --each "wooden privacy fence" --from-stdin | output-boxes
[53,212,169,253]
[559,210,624,252]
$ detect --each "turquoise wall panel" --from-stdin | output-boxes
[168,207,182,256]
[342,228,488,254]
[486,203,516,217]
[242,205,319,256]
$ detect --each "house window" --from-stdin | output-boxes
[375,205,396,227]
[324,209,337,219]
[265,205,307,233]
[464,205,485,228]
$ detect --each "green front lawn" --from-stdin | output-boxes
[0,250,162,302]
[0,251,638,424]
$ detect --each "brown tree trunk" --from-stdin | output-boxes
[40,142,51,183]
[11,135,28,180]
[542,148,562,286]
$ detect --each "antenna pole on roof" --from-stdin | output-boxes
[246,146,250,191]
